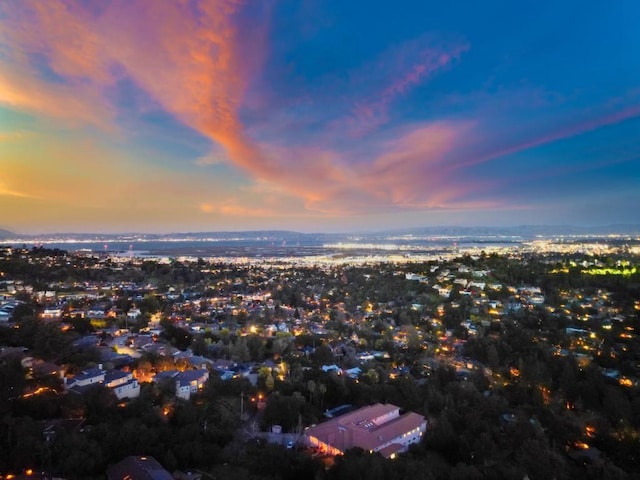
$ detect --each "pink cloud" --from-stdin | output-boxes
[343,39,469,136]
[262,121,500,216]
[357,122,473,205]
[201,202,277,218]
[458,103,640,170]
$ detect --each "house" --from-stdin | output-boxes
[405,273,426,282]
[105,370,140,399]
[344,367,362,379]
[22,358,62,379]
[72,335,101,349]
[65,367,105,392]
[304,403,427,459]
[357,352,375,362]
[528,294,545,305]
[153,370,180,383]
[219,370,235,381]
[129,334,155,350]
[67,366,140,399]
[470,269,483,277]
[40,308,62,320]
[211,358,236,371]
[321,364,341,374]
[437,287,452,298]
[107,456,173,480]
[175,369,209,400]
[188,355,214,370]
[209,358,237,380]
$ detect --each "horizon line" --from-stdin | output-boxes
[3,223,640,238]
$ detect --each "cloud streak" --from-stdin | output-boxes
[346,40,469,136]
[0,182,36,199]
[457,103,640,170]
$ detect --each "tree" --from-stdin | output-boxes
[487,344,500,369]
[318,383,327,412]
[262,393,305,432]
[273,335,293,358]
[139,294,161,315]
[231,339,251,363]
[83,385,118,424]
[307,380,316,405]
[265,372,275,392]
[0,354,26,414]
[407,327,421,351]
[246,335,265,361]
[69,316,94,335]
[136,359,153,379]
[310,344,335,366]
[515,438,567,480]
[192,334,208,356]
[34,322,72,361]
[364,369,379,385]
[161,321,193,350]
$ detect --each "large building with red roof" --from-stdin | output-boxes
[304,403,427,459]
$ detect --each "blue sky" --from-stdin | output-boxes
[1,0,639,233]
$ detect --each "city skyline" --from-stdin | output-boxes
[1,1,639,234]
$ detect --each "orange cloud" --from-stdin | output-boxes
[200,202,277,218]
[0,69,114,129]
[0,182,35,199]
[0,2,117,128]
[0,2,488,221]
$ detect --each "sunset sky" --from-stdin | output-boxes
[1,1,639,234]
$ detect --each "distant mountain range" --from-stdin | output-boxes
[0,229,337,242]
[373,224,640,238]
[0,229,17,240]
[1,225,639,242]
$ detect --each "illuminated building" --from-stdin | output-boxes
[304,403,426,459]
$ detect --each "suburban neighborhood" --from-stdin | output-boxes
[1,240,639,479]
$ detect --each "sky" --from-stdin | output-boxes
[1,0,639,234]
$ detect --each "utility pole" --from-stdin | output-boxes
[240,391,244,421]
